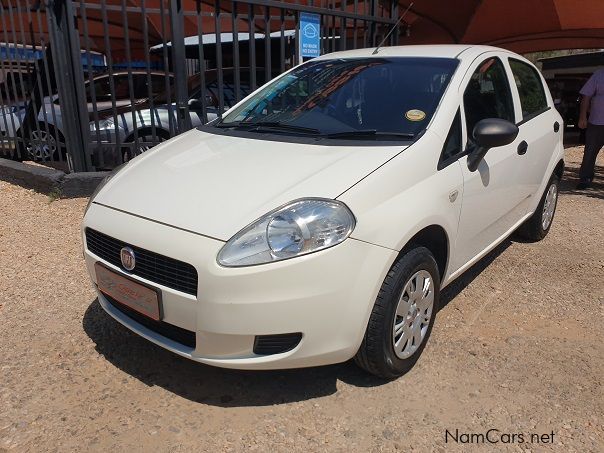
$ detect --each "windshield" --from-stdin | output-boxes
[218,57,458,138]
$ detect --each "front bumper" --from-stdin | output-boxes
[83,203,396,369]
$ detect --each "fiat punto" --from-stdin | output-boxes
[83,45,564,378]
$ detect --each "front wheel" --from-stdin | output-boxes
[23,124,66,161]
[516,173,559,241]
[355,246,440,379]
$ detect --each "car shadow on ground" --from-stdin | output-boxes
[438,239,512,310]
[83,299,389,407]
[82,239,515,408]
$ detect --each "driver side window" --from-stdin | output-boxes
[463,57,515,140]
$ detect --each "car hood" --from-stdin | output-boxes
[95,128,407,241]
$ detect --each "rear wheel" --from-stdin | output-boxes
[516,173,559,241]
[355,246,440,379]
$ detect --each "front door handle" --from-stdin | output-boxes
[517,140,528,155]
[554,121,560,132]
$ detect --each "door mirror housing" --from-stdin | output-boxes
[467,118,519,172]
[188,98,206,111]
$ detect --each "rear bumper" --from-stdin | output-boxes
[83,202,396,369]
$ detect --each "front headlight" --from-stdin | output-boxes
[217,198,356,267]
[84,163,127,214]
[93,118,122,130]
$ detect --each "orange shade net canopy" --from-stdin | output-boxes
[397,0,604,53]
[3,0,390,60]
[2,1,260,59]
[5,0,603,60]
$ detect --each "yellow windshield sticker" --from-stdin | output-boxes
[405,109,426,121]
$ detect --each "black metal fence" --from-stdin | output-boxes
[0,0,399,172]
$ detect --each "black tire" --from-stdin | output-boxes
[516,173,559,242]
[122,129,170,162]
[355,246,441,379]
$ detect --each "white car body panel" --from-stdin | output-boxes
[85,202,397,368]
[452,51,536,271]
[82,44,565,369]
[338,129,464,279]
[95,128,406,240]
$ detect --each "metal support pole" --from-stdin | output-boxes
[169,0,191,131]
[46,0,92,172]
[390,0,399,46]
[369,0,377,46]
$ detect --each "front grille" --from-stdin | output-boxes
[105,293,196,349]
[86,228,198,296]
[253,333,302,355]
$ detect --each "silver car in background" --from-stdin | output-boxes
[89,69,268,166]
[1,71,172,161]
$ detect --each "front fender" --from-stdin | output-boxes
[338,130,462,274]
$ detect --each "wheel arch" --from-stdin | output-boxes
[397,224,450,281]
[554,158,564,180]
[124,126,171,143]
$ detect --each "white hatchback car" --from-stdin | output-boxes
[83,45,564,378]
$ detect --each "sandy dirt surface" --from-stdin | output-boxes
[1,147,602,452]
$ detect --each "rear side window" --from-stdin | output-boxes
[509,59,548,120]
[112,75,131,100]
[463,57,515,138]
[132,75,148,98]
[87,76,111,102]
[151,74,169,93]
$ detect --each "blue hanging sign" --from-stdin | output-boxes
[299,12,320,58]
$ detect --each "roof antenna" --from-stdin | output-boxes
[372,2,414,55]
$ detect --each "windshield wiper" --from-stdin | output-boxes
[214,121,243,128]
[324,129,415,140]
[215,120,320,135]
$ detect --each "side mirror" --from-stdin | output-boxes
[188,98,206,111]
[467,118,519,172]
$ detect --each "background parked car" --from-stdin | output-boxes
[0,70,173,161]
[89,68,272,166]
[0,103,27,155]
[0,70,34,102]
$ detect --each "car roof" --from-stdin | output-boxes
[314,44,511,62]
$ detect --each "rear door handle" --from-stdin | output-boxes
[554,121,560,132]
[517,140,528,155]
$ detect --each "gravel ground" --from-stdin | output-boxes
[1,146,602,452]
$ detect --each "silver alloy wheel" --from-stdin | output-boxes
[26,129,57,161]
[541,182,558,231]
[392,269,434,359]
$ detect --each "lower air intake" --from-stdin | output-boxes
[253,333,303,355]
